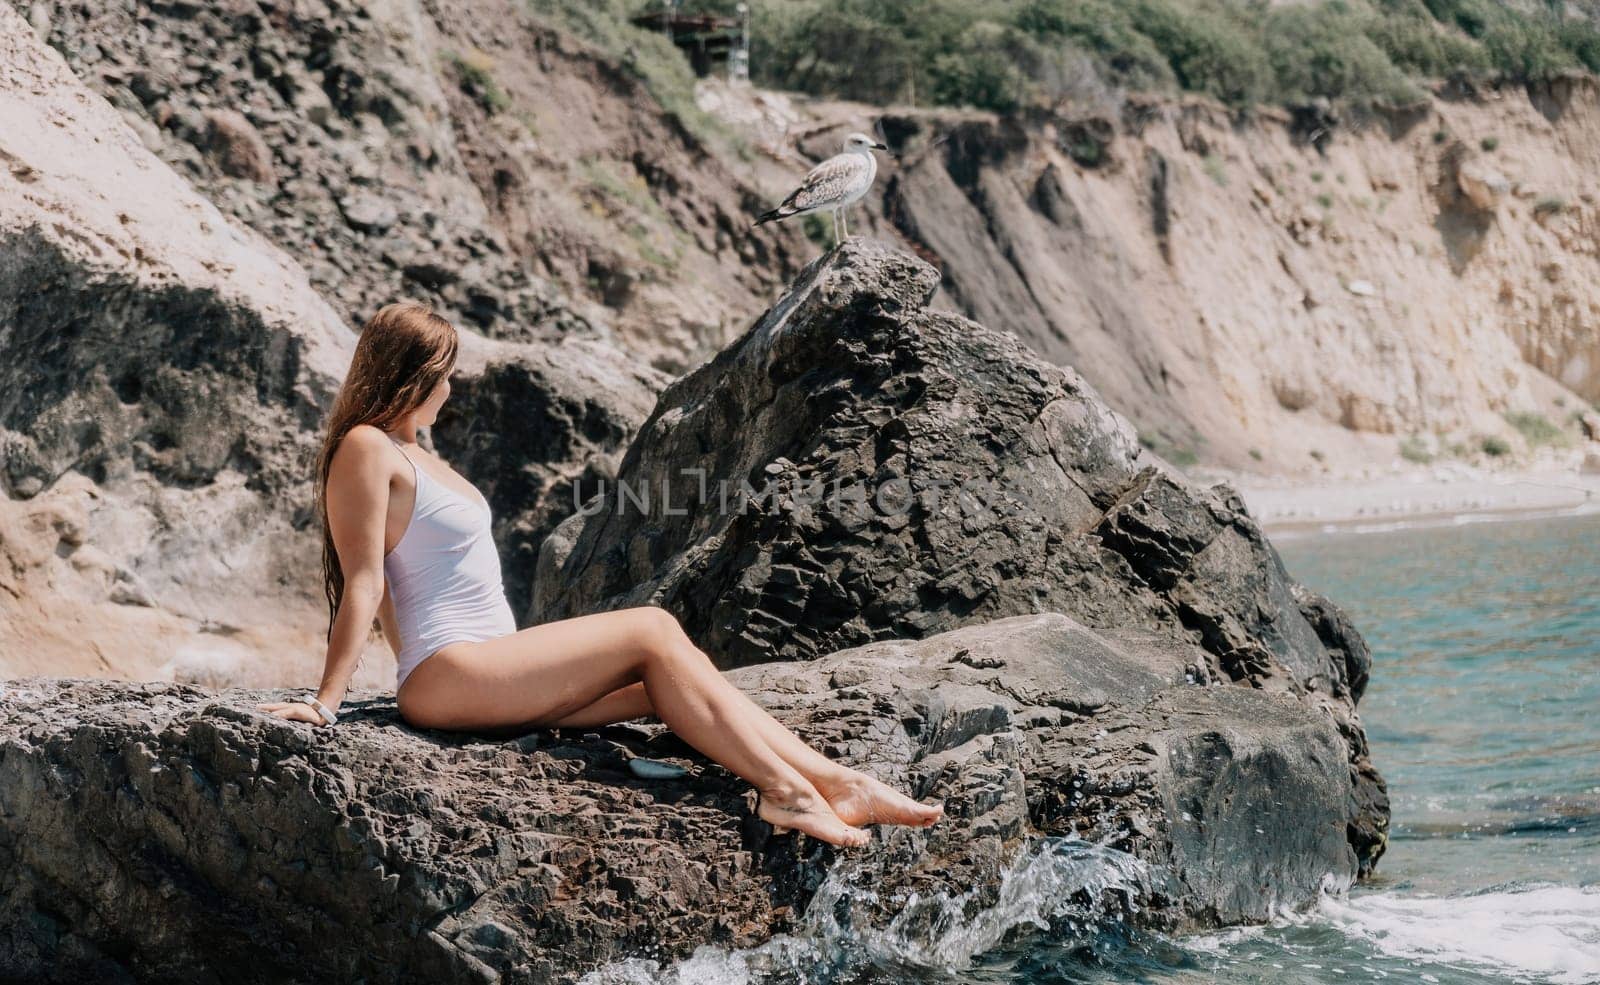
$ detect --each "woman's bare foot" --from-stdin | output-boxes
[822,772,943,828]
[757,787,872,847]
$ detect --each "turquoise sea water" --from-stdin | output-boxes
[589,511,1600,985]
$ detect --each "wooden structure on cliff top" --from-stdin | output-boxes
[632,8,746,78]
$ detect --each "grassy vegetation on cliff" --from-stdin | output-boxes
[687,0,1600,111]
[525,0,723,136]
[526,0,1600,121]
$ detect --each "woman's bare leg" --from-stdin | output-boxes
[397,605,871,846]
[549,668,943,829]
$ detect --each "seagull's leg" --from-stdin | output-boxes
[830,209,840,247]
[841,208,850,241]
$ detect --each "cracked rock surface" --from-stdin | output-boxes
[3,605,1370,983]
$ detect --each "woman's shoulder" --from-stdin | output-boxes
[342,423,393,449]
[330,424,397,471]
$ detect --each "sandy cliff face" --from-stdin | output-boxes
[723,80,1600,475]
[23,0,1596,480]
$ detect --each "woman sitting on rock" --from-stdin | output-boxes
[256,301,941,847]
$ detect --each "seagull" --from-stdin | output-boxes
[755,131,887,243]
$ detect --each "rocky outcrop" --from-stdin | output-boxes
[0,599,1373,982]
[0,10,654,684]
[10,0,809,370]
[533,241,1385,878]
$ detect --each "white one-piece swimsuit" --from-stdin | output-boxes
[383,435,517,692]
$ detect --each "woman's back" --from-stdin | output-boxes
[381,434,516,691]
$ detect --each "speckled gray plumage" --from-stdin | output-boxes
[759,150,877,225]
[784,151,876,213]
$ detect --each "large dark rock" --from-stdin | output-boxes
[534,240,1387,875]
[0,678,777,985]
[0,606,1368,983]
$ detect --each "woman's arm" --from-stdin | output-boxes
[258,426,394,725]
[315,427,395,711]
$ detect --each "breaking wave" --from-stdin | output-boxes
[578,835,1153,985]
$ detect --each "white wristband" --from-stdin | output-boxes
[307,695,339,725]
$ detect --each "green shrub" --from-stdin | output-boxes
[801,213,834,249]
[682,0,1600,114]
[1399,434,1434,463]
[1138,430,1198,465]
[1480,434,1511,457]
[1422,0,1497,39]
[1203,152,1227,186]
[1367,7,1491,77]
[1132,0,1272,106]
[926,21,1039,112]
[1480,135,1498,151]
[1013,0,1175,92]
[1558,20,1600,73]
[1534,196,1568,218]
[445,50,511,114]
[1483,19,1576,80]
[1504,411,1569,448]
[1265,3,1423,104]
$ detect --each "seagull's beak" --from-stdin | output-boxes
[872,142,888,151]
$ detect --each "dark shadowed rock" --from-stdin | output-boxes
[0,678,776,985]
[436,335,668,623]
[534,240,1386,875]
[1,607,1370,982]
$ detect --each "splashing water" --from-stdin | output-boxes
[1313,885,1600,985]
[578,836,1153,985]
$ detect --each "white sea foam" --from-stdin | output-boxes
[578,835,1151,985]
[1314,885,1600,985]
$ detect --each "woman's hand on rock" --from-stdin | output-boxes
[255,701,329,726]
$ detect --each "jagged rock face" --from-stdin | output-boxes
[11,0,808,369]
[536,241,1387,874]
[0,679,780,984]
[0,608,1368,983]
[7,0,576,343]
[735,613,1362,930]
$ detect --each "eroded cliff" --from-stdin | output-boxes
[715,79,1600,474]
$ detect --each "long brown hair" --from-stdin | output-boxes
[316,301,459,639]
